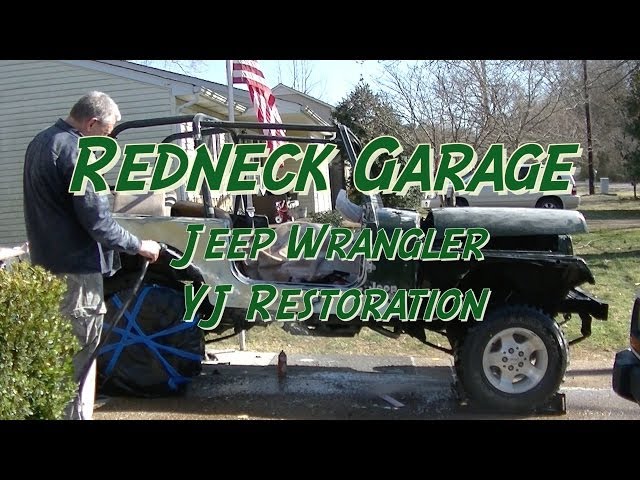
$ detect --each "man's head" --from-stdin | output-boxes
[67,91,121,136]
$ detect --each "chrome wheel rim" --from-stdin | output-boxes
[482,327,549,394]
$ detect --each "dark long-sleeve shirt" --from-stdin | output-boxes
[23,119,141,275]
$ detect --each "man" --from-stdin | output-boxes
[23,91,161,420]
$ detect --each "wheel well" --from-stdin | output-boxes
[536,195,563,208]
[456,263,571,315]
[105,244,210,308]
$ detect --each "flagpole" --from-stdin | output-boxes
[226,60,235,122]
[227,60,247,352]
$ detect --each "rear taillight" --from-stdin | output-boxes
[571,185,577,196]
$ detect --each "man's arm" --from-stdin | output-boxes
[72,185,160,261]
[72,184,141,254]
[59,139,160,261]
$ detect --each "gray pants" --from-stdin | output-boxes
[59,272,106,420]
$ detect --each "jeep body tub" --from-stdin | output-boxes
[103,115,608,413]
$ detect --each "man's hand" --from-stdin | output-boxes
[138,240,161,263]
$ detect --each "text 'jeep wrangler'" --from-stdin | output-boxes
[100,114,608,413]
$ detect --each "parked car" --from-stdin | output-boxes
[612,292,640,405]
[454,165,580,209]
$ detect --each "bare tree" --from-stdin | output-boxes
[555,60,640,181]
[378,60,570,153]
[376,59,640,181]
[275,61,327,100]
[290,60,320,95]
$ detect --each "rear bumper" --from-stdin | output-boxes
[558,287,608,320]
[613,349,640,405]
[563,195,580,210]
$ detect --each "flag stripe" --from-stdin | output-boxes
[232,75,268,91]
[232,62,265,78]
[232,59,286,151]
[232,60,263,72]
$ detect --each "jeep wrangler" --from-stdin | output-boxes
[101,114,608,412]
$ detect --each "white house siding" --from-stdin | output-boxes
[0,60,175,246]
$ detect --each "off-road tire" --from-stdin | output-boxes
[98,279,205,397]
[455,305,568,413]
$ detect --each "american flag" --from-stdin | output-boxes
[232,60,286,151]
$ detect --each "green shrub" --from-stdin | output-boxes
[0,262,78,419]
[309,210,344,227]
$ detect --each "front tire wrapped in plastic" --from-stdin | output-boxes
[97,283,204,398]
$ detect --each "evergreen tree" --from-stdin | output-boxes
[332,82,423,209]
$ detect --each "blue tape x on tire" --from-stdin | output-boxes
[97,284,204,398]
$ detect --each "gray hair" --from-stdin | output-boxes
[69,91,121,123]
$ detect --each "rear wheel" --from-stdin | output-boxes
[536,196,562,209]
[456,305,567,413]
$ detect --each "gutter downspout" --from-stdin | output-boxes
[177,86,200,114]
[175,86,200,201]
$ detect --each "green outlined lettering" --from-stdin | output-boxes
[392,144,433,195]
[150,143,191,193]
[325,228,353,260]
[464,144,505,194]
[276,289,303,322]
[249,229,277,260]
[246,284,278,322]
[115,143,155,192]
[298,289,319,321]
[461,228,490,261]
[226,143,266,193]
[319,289,341,321]
[504,143,544,192]
[436,289,463,321]
[263,143,302,194]
[185,143,233,194]
[197,284,233,330]
[287,223,330,260]
[169,223,205,269]
[459,288,492,321]
[204,228,230,260]
[69,138,584,197]
[69,136,120,194]
[538,144,580,193]
[433,143,477,193]
[294,144,337,195]
[361,288,386,322]
[336,290,362,321]
[184,283,211,322]
[353,136,403,194]
[227,228,252,261]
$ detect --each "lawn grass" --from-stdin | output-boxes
[209,188,640,359]
[567,187,640,355]
[564,227,640,356]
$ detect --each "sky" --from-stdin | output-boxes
[135,60,389,106]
